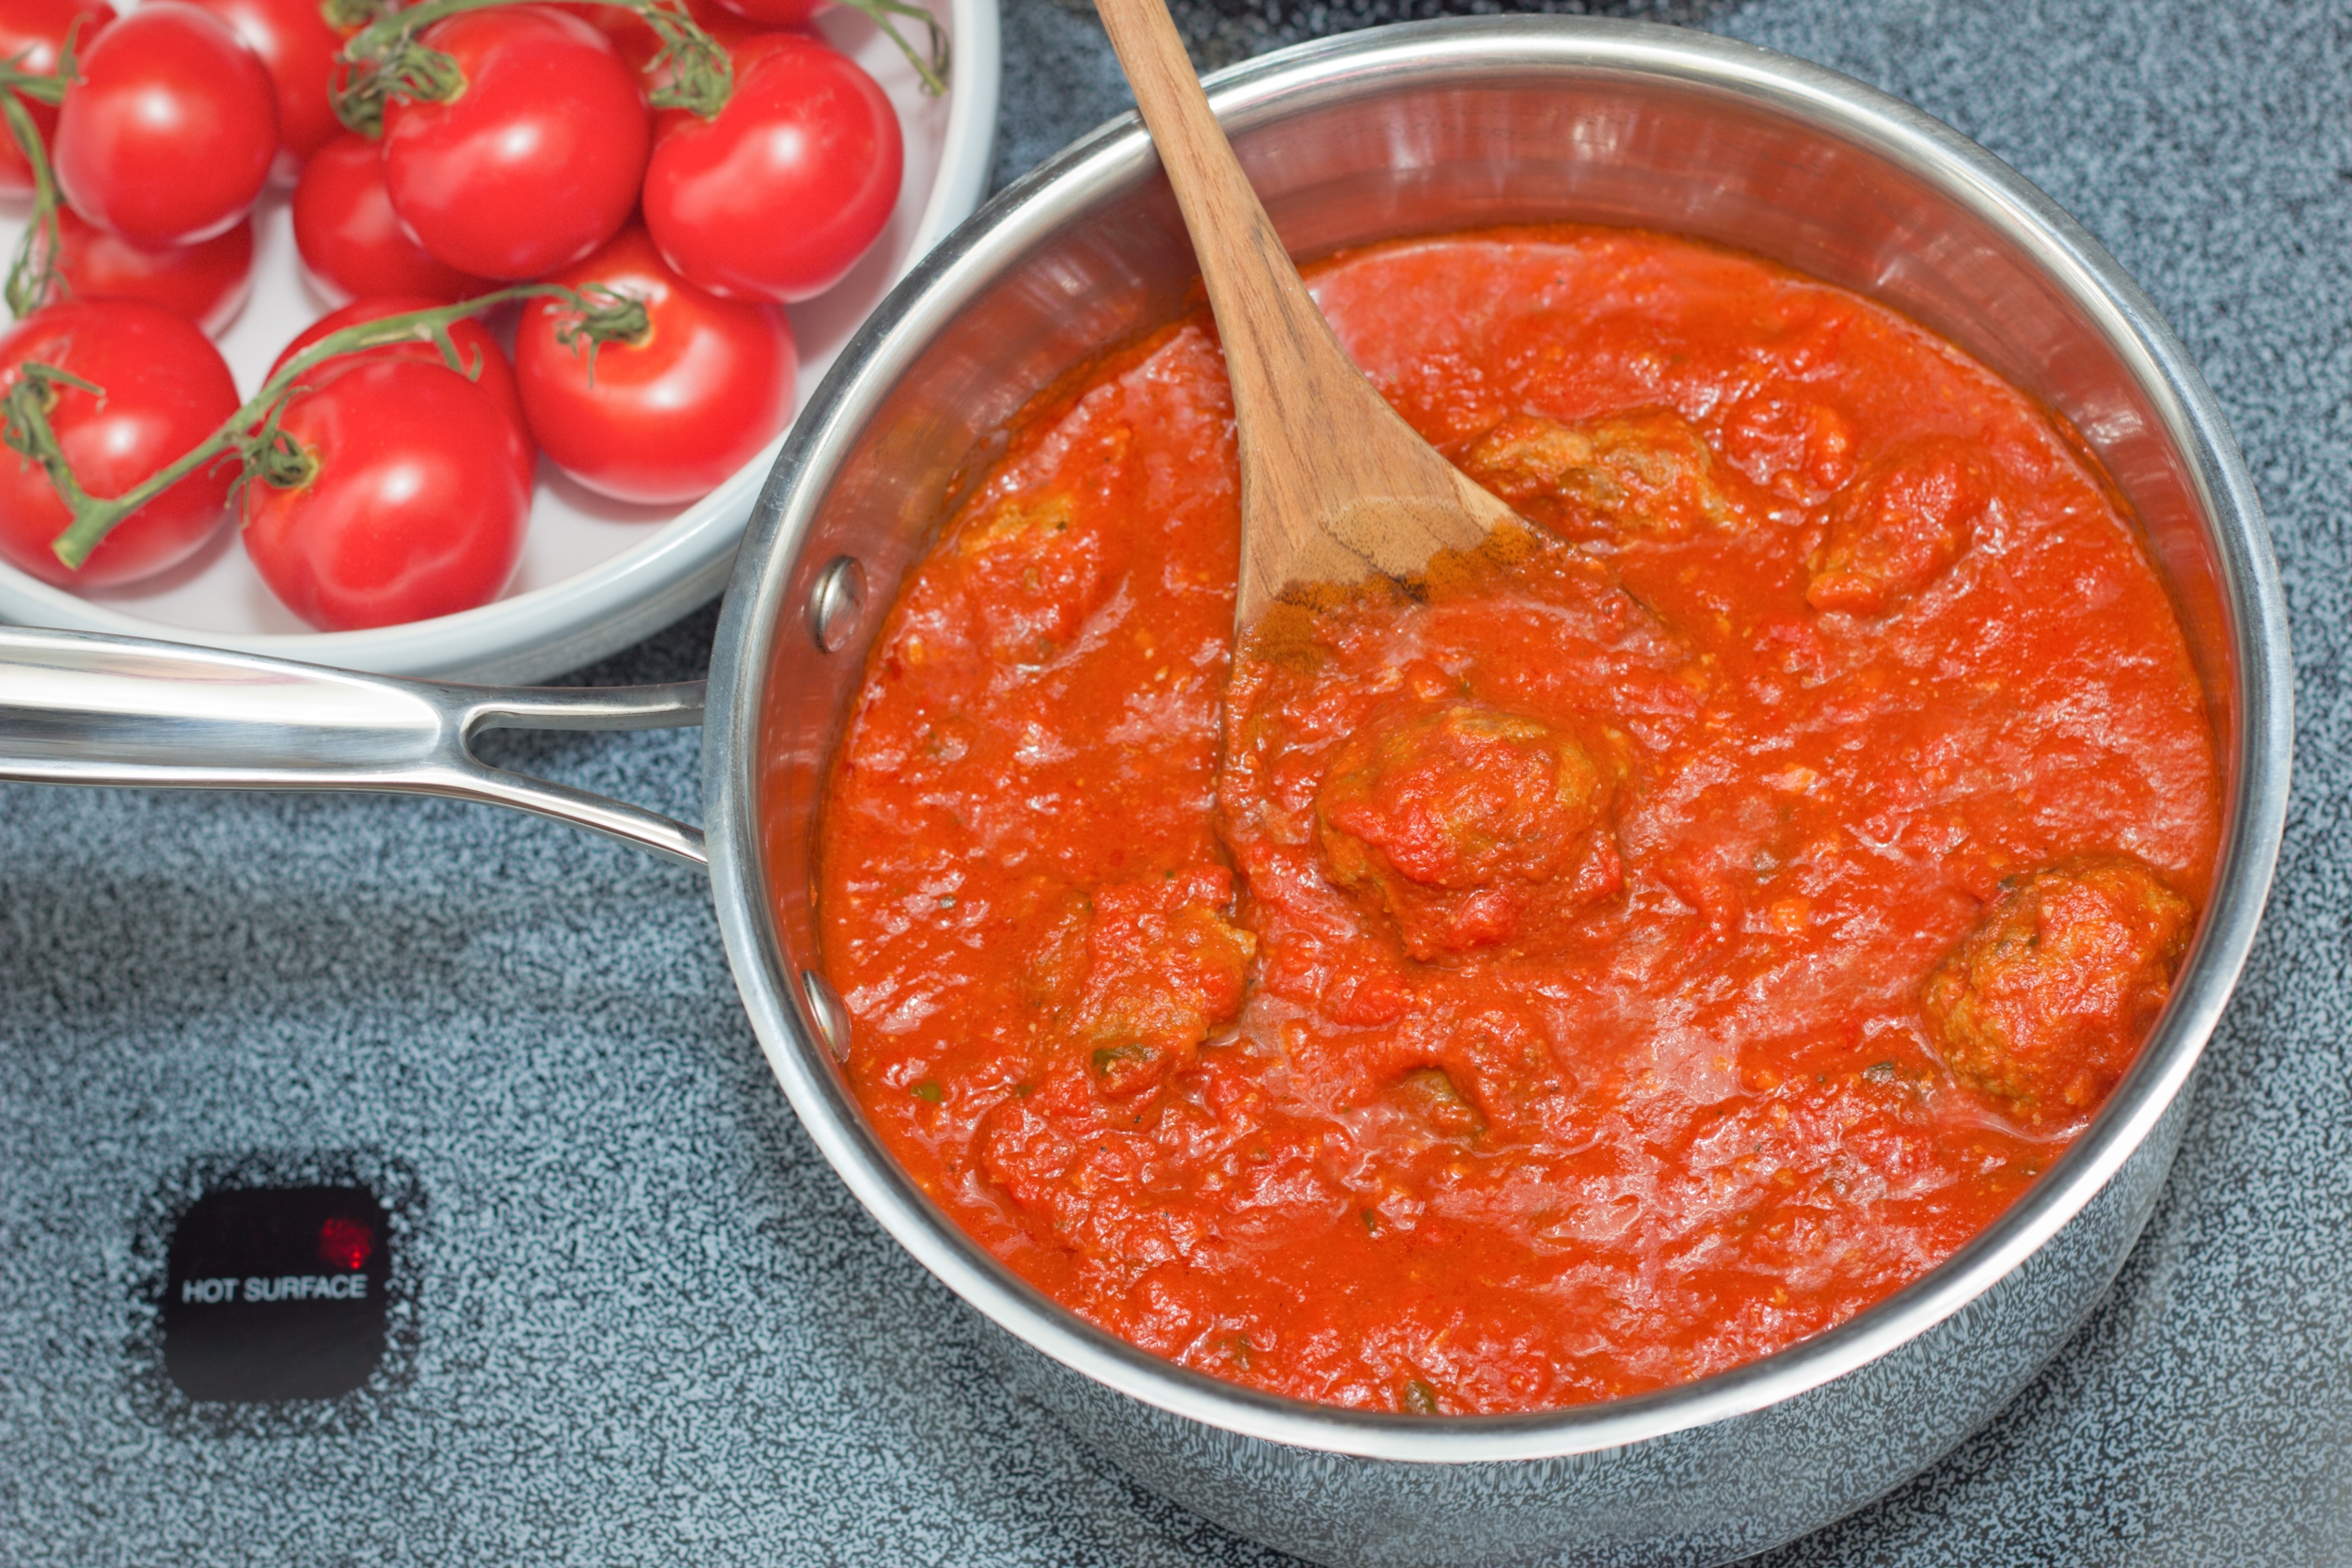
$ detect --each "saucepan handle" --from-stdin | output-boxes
[0,626,709,867]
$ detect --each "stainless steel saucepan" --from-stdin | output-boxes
[0,20,2292,1567]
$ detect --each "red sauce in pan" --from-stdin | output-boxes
[812,228,2218,1414]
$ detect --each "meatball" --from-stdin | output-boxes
[1805,436,1989,615]
[1457,409,1741,540]
[1922,855,2194,1124]
[1316,701,1621,960]
[953,488,1122,666]
[1026,866,1256,1101]
[1391,1066,1486,1138]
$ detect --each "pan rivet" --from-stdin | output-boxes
[803,971,851,1062]
[809,557,866,653]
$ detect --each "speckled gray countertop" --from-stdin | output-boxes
[3,0,2347,1562]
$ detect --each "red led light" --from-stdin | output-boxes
[316,1215,373,1272]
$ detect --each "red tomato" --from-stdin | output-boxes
[269,295,534,491]
[514,226,792,504]
[51,2,278,246]
[291,134,496,305]
[0,298,239,588]
[380,8,648,281]
[243,358,528,629]
[0,0,116,197]
[642,33,900,302]
[183,0,350,174]
[54,205,254,334]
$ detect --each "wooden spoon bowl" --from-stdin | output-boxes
[1092,0,1524,632]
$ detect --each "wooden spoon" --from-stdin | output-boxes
[1093,0,1522,633]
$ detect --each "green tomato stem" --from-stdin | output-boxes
[0,22,90,319]
[319,0,399,32]
[0,40,72,108]
[550,281,657,384]
[29,287,649,571]
[832,0,948,96]
[331,25,465,138]
[0,93,63,319]
[2,361,109,523]
[336,0,736,135]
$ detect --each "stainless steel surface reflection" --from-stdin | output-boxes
[0,626,707,864]
[704,17,2290,1567]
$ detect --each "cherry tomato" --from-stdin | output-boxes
[514,226,791,504]
[243,358,528,630]
[0,298,239,588]
[292,134,496,305]
[643,33,900,303]
[380,8,648,281]
[54,205,253,334]
[184,0,350,175]
[270,295,534,491]
[51,2,278,246]
[0,0,116,198]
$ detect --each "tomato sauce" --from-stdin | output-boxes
[813,228,2218,1415]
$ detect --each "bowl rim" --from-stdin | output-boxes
[0,0,1005,685]
[706,14,2294,1464]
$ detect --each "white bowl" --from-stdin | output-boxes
[0,0,1002,682]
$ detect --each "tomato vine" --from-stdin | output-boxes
[335,0,945,129]
[0,24,84,318]
[4,288,651,571]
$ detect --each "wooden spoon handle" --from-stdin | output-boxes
[1093,0,1510,627]
[1092,0,1338,425]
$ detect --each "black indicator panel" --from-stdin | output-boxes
[163,1184,391,1402]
